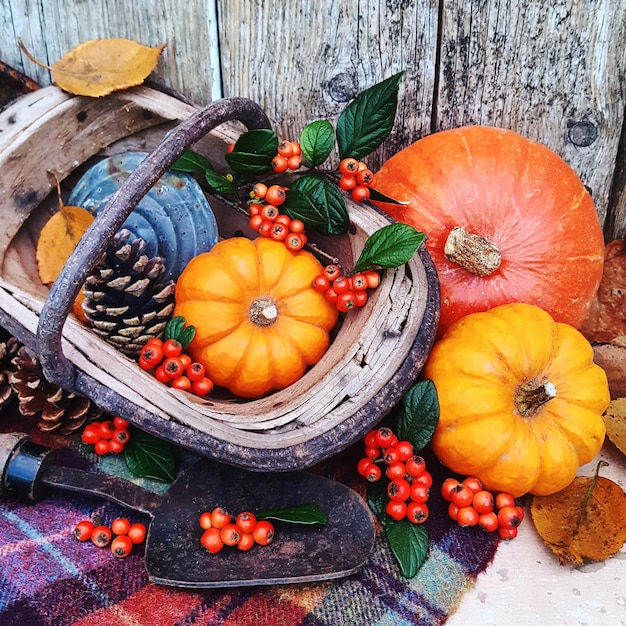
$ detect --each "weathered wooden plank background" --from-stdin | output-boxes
[1,0,625,237]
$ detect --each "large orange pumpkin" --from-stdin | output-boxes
[174,237,338,399]
[373,126,605,336]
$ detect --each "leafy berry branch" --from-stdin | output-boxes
[172,72,408,238]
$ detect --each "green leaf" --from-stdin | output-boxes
[224,151,273,174]
[367,481,429,578]
[368,186,409,205]
[164,316,185,341]
[354,223,425,273]
[384,519,429,578]
[177,325,196,351]
[367,480,388,520]
[257,503,328,525]
[395,379,440,451]
[300,120,334,167]
[171,150,215,175]
[124,429,176,483]
[233,129,279,156]
[288,174,350,236]
[225,129,279,174]
[204,170,236,195]
[337,72,403,160]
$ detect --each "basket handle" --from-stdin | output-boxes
[36,97,271,389]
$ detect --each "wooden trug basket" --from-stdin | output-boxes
[0,85,440,471]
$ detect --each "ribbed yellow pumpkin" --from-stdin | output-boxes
[174,237,338,399]
[424,303,609,497]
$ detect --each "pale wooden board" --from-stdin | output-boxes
[0,0,222,103]
[435,0,626,233]
[217,0,625,236]
[1,1,624,234]
[216,0,438,170]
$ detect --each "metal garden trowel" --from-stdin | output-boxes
[0,432,375,588]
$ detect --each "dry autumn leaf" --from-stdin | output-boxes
[36,205,94,321]
[592,343,626,399]
[580,238,626,347]
[20,38,165,97]
[531,463,626,565]
[602,399,626,456]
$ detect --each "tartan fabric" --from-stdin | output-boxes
[0,65,499,625]
[0,406,499,626]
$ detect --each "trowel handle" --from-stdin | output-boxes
[0,432,56,500]
[0,433,159,515]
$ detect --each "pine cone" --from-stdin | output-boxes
[0,327,21,409]
[9,346,102,434]
[82,229,176,358]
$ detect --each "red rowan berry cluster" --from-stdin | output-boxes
[312,263,380,313]
[357,427,432,524]
[81,416,131,456]
[74,516,147,558]
[138,337,214,397]
[198,507,275,554]
[338,158,377,203]
[247,183,308,252]
[270,140,302,173]
[441,476,524,539]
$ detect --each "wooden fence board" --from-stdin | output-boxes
[0,0,624,235]
[435,0,626,234]
[0,0,222,103]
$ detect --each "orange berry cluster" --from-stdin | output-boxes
[271,140,302,173]
[441,476,524,539]
[73,516,147,558]
[338,158,377,203]
[198,506,275,554]
[312,263,380,313]
[357,427,432,525]
[248,183,308,252]
[81,416,131,456]
[138,337,214,397]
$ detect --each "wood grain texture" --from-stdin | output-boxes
[0,0,222,103]
[216,0,438,169]
[435,0,626,232]
[0,0,624,233]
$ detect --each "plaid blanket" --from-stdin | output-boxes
[0,405,498,626]
[0,63,499,625]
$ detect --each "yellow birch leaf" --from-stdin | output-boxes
[48,39,165,97]
[36,206,94,322]
[603,398,626,456]
[531,466,626,565]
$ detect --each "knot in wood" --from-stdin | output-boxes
[567,120,598,147]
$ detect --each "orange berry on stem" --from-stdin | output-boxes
[351,185,370,202]
[265,185,287,206]
[277,141,294,157]
[457,506,480,527]
[271,155,288,173]
[252,182,267,199]
[287,155,302,170]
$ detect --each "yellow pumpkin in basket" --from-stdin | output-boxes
[424,303,609,497]
[174,237,338,398]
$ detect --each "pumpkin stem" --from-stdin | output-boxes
[444,226,501,276]
[514,380,557,417]
[249,296,279,326]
